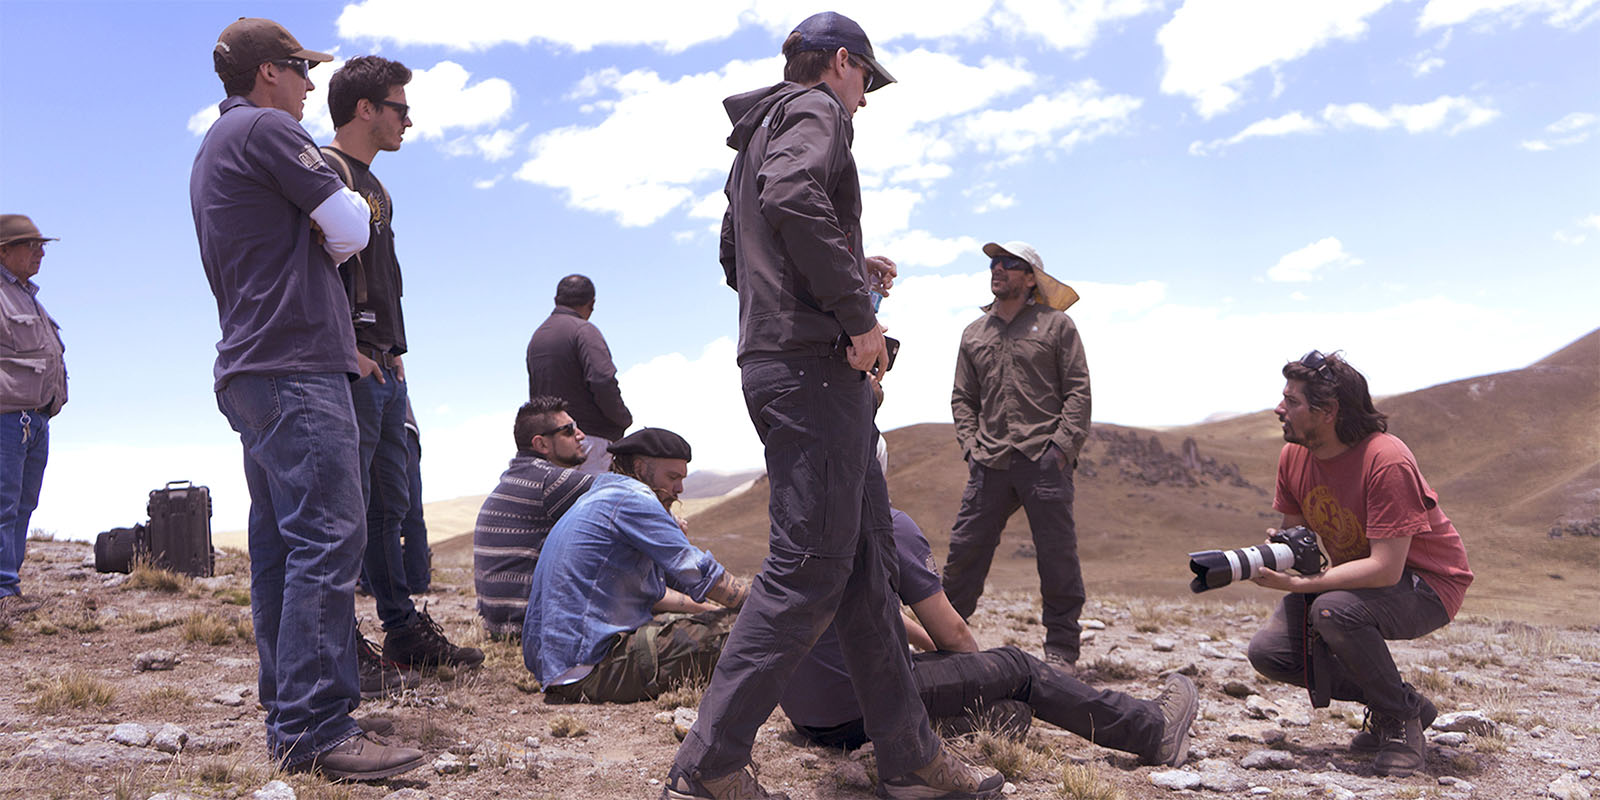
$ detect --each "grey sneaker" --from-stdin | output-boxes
[662,763,789,799]
[1374,716,1426,777]
[877,746,1004,799]
[1147,673,1199,767]
[290,731,426,781]
[1352,695,1436,753]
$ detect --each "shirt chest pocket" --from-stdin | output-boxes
[2,312,53,355]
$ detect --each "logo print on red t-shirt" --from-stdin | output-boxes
[1302,485,1369,565]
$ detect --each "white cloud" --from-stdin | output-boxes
[336,0,1161,55]
[1192,96,1498,154]
[441,125,527,162]
[1418,0,1600,30]
[869,230,983,268]
[1267,237,1363,282]
[956,80,1143,162]
[615,337,761,472]
[472,177,500,190]
[1158,0,1396,117]
[1521,111,1599,150]
[974,192,1016,213]
[1189,111,1320,155]
[1553,213,1600,244]
[1413,55,1447,75]
[1290,290,1310,301]
[187,105,219,136]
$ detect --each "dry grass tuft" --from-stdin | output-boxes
[127,562,193,594]
[26,527,56,542]
[182,611,251,645]
[655,672,713,710]
[27,672,117,713]
[513,674,542,694]
[56,607,103,633]
[213,587,251,606]
[970,730,1056,782]
[136,686,195,714]
[549,714,588,738]
[126,612,182,633]
[1058,762,1125,800]
[1087,656,1142,681]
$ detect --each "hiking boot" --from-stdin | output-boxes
[355,715,395,737]
[289,731,426,781]
[382,608,485,669]
[1352,695,1436,753]
[357,635,421,698]
[1146,673,1199,766]
[1374,715,1426,777]
[877,746,1005,799]
[662,762,789,799]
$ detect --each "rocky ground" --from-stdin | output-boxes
[2,538,1598,800]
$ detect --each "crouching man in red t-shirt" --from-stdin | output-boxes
[1246,350,1473,778]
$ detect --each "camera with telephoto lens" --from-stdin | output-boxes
[1188,526,1327,593]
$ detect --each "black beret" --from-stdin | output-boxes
[607,427,692,461]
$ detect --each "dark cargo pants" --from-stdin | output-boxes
[1246,570,1449,720]
[943,455,1085,661]
[796,645,1163,759]
[544,610,734,704]
[674,355,939,783]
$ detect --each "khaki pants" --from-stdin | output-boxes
[546,609,734,704]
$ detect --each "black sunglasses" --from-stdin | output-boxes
[272,58,309,79]
[536,421,577,439]
[991,256,1032,273]
[377,99,410,121]
[847,54,876,93]
[1299,350,1337,384]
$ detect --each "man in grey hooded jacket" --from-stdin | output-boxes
[665,11,1003,800]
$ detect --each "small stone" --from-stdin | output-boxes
[1320,784,1356,800]
[448,740,476,755]
[653,711,673,724]
[1434,710,1497,735]
[1548,774,1591,800]
[1240,749,1296,770]
[185,734,240,754]
[673,707,698,741]
[135,650,181,671]
[1079,630,1097,644]
[799,753,820,770]
[212,690,245,707]
[1433,731,1467,747]
[1531,724,1552,738]
[252,781,296,800]
[1245,695,1278,720]
[1277,708,1311,727]
[1198,643,1228,659]
[1081,619,1106,630]
[524,736,540,748]
[1152,639,1177,652]
[1149,769,1203,790]
[152,724,188,754]
[1223,681,1255,698]
[1001,781,1017,794]
[109,723,152,747]
[432,752,467,775]
[1260,729,1286,745]
[1250,788,1274,796]
[381,790,435,800]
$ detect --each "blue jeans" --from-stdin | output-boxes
[0,410,49,597]
[676,356,939,783]
[350,364,416,629]
[217,373,364,766]
[399,430,430,592]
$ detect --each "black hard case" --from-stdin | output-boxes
[146,480,214,577]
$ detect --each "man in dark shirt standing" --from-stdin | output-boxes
[324,56,482,672]
[946,240,1091,668]
[191,18,422,779]
[667,12,1002,800]
[526,274,632,475]
[473,396,595,638]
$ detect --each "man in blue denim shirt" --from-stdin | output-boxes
[523,428,749,703]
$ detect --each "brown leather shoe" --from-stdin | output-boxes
[293,731,426,781]
[1374,716,1426,777]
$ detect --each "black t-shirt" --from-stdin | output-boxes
[325,147,407,355]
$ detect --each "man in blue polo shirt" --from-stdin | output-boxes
[190,17,424,781]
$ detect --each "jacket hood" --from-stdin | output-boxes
[725,81,820,150]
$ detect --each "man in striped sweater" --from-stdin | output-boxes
[473,397,596,638]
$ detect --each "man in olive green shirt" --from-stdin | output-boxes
[946,240,1091,667]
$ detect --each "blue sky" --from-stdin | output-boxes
[1,0,1595,538]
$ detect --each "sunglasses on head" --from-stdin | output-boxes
[536,421,577,439]
[1299,350,1337,384]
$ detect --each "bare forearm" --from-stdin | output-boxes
[704,572,751,610]
[654,588,719,614]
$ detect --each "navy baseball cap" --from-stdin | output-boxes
[791,11,896,92]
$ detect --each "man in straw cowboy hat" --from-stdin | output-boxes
[0,214,67,628]
[945,240,1092,669]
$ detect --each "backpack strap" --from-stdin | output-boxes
[320,146,369,307]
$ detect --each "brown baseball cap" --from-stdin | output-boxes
[0,215,58,247]
[213,17,333,79]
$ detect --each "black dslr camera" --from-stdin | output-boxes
[1188,526,1327,593]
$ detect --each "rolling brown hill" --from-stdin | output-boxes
[684,328,1600,624]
